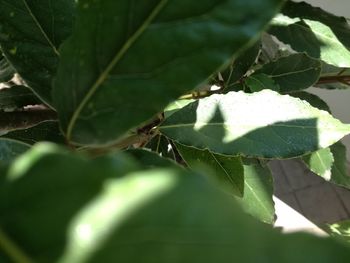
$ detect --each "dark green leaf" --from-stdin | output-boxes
[53,0,283,146]
[127,148,179,169]
[160,90,350,158]
[1,144,350,262]
[0,138,30,164]
[0,85,41,112]
[1,121,65,145]
[0,0,75,104]
[221,40,261,89]
[290,91,331,113]
[269,1,350,67]
[253,53,321,92]
[236,160,275,224]
[0,54,14,83]
[175,143,244,197]
[245,73,280,92]
[329,142,350,188]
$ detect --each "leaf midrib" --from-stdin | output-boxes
[66,0,169,140]
[21,0,59,56]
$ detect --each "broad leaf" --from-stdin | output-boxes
[0,85,41,112]
[175,143,244,197]
[245,73,280,92]
[0,138,30,164]
[0,0,75,104]
[328,142,350,188]
[53,0,284,146]
[160,90,350,158]
[236,159,275,224]
[1,144,350,262]
[253,53,321,92]
[0,54,14,83]
[1,121,65,145]
[269,1,350,67]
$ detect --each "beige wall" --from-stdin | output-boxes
[294,0,350,158]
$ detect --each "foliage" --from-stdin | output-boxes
[1,0,350,262]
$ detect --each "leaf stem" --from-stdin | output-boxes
[317,75,350,86]
[0,228,33,263]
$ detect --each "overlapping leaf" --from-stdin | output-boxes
[53,0,283,146]
[252,53,321,92]
[269,1,350,67]
[160,90,350,158]
[175,143,244,197]
[0,0,75,104]
[0,53,14,83]
[0,138,30,164]
[1,144,350,262]
[0,85,41,112]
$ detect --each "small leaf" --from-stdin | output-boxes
[253,53,321,92]
[245,73,280,92]
[269,1,350,67]
[160,90,350,158]
[329,142,350,188]
[53,0,284,146]
[0,138,30,164]
[0,0,75,104]
[1,121,65,145]
[175,143,244,197]
[0,85,41,112]
[127,148,179,169]
[236,159,275,224]
[303,147,334,180]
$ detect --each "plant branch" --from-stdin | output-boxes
[316,75,350,85]
[0,228,33,263]
[0,109,57,132]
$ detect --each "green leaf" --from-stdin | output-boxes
[303,142,350,189]
[0,54,14,83]
[221,40,261,89]
[328,142,350,188]
[127,148,179,169]
[0,85,41,112]
[53,0,284,146]
[0,138,30,164]
[269,1,350,67]
[290,91,331,113]
[1,121,65,145]
[175,143,244,197]
[164,99,195,118]
[2,143,350,262]
[303,147,334,180]
[0,0,75,104]
[253,53,321,92]
[160,90,350,158]
[236,159,275,224]
[245,73,280,92]
[322,220,350,243]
